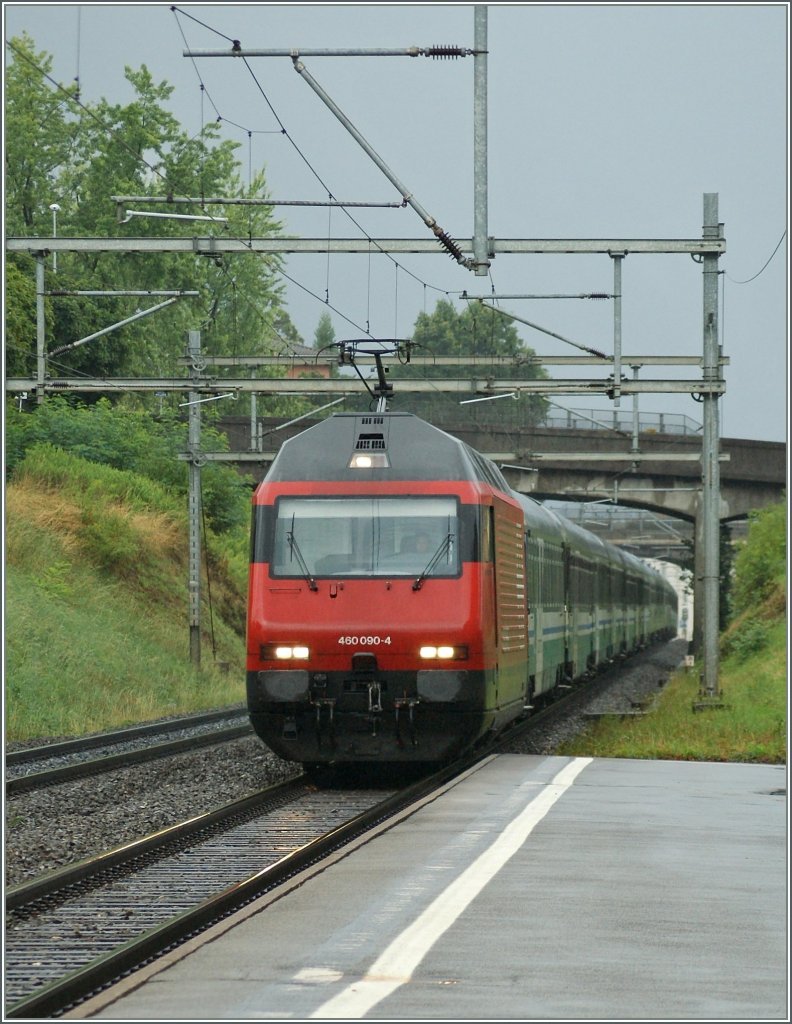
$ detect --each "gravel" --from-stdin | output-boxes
[4,709,251,780]
[4,738,301,888]
[500,638,688,755]
[4,640,686,889]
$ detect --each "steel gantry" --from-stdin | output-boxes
[4,211,727,697]
[5,5,725,699]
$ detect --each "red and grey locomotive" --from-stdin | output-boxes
[246,411,677,767]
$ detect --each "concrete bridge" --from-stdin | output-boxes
[438,423,785,524]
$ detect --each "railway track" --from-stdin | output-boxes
[5,707,252,795]
[4,762,475,1019]
[2,683,602,1019]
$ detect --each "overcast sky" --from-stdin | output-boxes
[3,2,788,444]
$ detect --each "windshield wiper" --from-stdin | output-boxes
[287,518,318,591]
[412,533,453,591]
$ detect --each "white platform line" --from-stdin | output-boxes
[310,756,593,1019]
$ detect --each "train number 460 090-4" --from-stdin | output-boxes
[337,635,392,646]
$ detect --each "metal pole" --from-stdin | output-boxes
[49,204,59,272]
[473,6,489,276]
[700,193,722,699]
[631,365,641,462]
[693,495,704,657]
[611,253,624,404]
[49,297,180,355]
[187,330,202,668]
[185,46,467,58]
[479,302,608,359]
[250,372,258,451]
[35,255,45,405]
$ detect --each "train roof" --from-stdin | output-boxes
[263,411,513,489]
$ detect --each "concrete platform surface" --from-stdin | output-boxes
[75,755,788,1021]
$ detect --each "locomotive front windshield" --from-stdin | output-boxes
[270,496,460,578]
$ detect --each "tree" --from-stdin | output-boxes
[4,34,78,233]
[55,68,289,375]
[4,39,293,391]
[313,311,336,352]
[391,298,549,428]
[5,256,43,377]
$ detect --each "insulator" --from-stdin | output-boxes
[435,230,465,263]
[425,44,467,59]
[587,293,611,300]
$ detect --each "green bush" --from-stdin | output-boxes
[722,618,770,661]
[79,506,143,577]
[13,441,181,515]
[730,496,786,615]
[5,396,252,533]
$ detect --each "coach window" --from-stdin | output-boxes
[525,534,541,612]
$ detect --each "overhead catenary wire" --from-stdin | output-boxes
[189,45,475,59]
[725,230,786,284]
[461,291,614,300]
[169,6,467,297]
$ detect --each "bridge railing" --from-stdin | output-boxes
[388,394,701,436]
[540,408,701,436]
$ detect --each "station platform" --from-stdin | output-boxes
[73,755,788,1021]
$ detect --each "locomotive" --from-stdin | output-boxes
[246,410,678,768]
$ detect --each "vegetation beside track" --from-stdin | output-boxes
[5,443,248,740]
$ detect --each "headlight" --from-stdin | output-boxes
[419,645,467,660]
[349,452,389,468]
[261,644,310,660]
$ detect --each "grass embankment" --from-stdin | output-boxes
[5,446,248,741]
[557,588,787,764]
